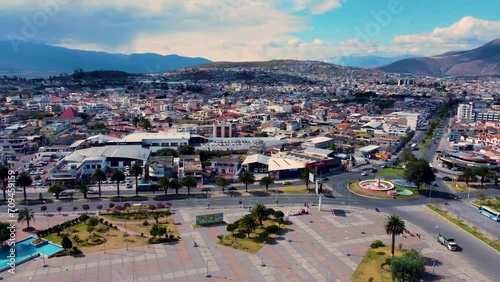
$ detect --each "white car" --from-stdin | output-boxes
[126,183,133,188]
[361,171,368,176]
[88,189,99,194]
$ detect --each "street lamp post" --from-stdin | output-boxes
[431,225,438,275]
[428,184,433,204]
[43,201,49,229]
[260,241,266,266]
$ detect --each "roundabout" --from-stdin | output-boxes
[359,178,394,191]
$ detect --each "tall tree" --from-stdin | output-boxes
[391,249,426,282]
[17,208,35,229]
[182,176,198,195]
[400,148,416,164]
[461,168,477,186]
[177,145,196,155]
[128,163,143,196]
[259,176,274,192]
[48,184,64,199]
[170,178,181,195]
[79,184,90,199]
[238,214,258,237]
[474,166,494,186]
[238,171,255,192]
[403,159,435,192]
[91,168,107,197]
[299,167,313,191]
[252,204,269,227]
[215,177,230,192]
[0,165,9,200]
[384,215,406,257]
[111,169,125,197]
[16,172,32,201]
[158,176,170,195]
[132,116,140,128]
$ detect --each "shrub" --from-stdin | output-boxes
[370,240,384,249]
[368,277,374,282]
[108,203,115,208]
[96,225,109,233]
[476,193,486,201]
[123,203,131,209]
[266,225,279,234]
[226,223,238,233]
[217,234,224,240]
[149,205,156,210]
[143,220,149,226]
[398,243,404,250]
[96,204,103,211]
[115,205,124,211]
[71,246,82,254]
[385,257,393,265]
[169,234,175,239]
[260,231,269,238]
[40,206,47,213]
[104,221,109,225]
[79,213,89,222]
[86,217,99,227]
[156,203,165,209]
[99,218,104,224]
[274,211,285,219]
[73,207,78,211]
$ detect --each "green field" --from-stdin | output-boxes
[376,168,405,176]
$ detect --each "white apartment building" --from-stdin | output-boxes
[385,112,421,130]
[457,102,474,121]
[0,137,28,153]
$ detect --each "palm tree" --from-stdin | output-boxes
[259,176,274,192]
[0,165,9,200]
[238,213,258,237]
[238,171,255,192]
[91,168,107,197]
[384,215,406,257]
[158,176,171,195]
[48,184,64,199]
[461,168,477,186]
[128,163,143,196]
[18,208,35,229]
[111,169,125,197]
[79,184,90,199]
[299,167,313,191]
[16,172,32,201]
[474,166,494,186]
[252,203,269,226]
[215,177,230,192]
[170,178,181,195]
[182,176,198,195]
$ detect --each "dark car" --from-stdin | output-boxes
[443,176,452,181]
[371,168,378,173]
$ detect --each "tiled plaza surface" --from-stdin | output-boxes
[2,205,492,282]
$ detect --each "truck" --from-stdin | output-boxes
[437,233,457,251]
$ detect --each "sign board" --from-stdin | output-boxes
[309,172,315,183]
[195,213,224,225]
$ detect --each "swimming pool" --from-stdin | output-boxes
[396,188,413,196]
[0,236,63,272]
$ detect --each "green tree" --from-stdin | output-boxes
[48,184,64,199]
[17,208,35,229]
[150,223,161,239]
[79,184,90,199]
[474,166,494,186]
[461,168,477,186]
[255,132,269,137]
[259,176,274,192]
[111,169,125,197]
[238,214,258,237]
[155,148,179,157]
[299,167,313,191]
[178,145,196,155]
[384,215,406,257]
[91,168,107,197]
[0,222,11,243]
[0,165,9,200]
[252,204,269,227]
[158,176,171,195]
[182,176,198,195]
[128,163,143,196]
[16,172,32,201]
[391,249,426,282]
[215,177,230,192]
[403,159,435,192]
[132,116,140,127]
[170,178,181,195]
[61,235,73,250]
[400,148,416,164]
[238,171,255,192]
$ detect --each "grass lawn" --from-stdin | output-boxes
[219,219,287,254]
[44,222,149,253]
[101,213,180,238]
[376,168,405,176]
[426,204,500,252]
[348,181,420,199]
[473,198,500,211]
[351,246,404,282]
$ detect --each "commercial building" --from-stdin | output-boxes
[457,102,474,121]
[438,150,500,171]
[301,136,334,149]
[0,136,28,153]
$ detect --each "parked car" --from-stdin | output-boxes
[126,183,133,188]
[371,168,378,173]
[55,191,69,197]
[88,189,99,194]
[443,176,452,181]
[361,171,368,176]
[381,164,386,168]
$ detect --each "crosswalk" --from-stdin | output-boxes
[393,205,428,212]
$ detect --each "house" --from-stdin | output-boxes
[146,156,175,180]
[211,155,242,181]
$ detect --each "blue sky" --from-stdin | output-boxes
[0,0,499,61]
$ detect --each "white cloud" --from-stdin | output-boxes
[391,16,500,54]
[292,0,345,15]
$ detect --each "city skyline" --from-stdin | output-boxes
[1,0,500,62]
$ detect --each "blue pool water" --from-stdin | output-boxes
[396,188,413,196]
[0,237,63,272]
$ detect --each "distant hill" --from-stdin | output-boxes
[328,54,416,68]
[0,41,212,77]
[379,39,500,76]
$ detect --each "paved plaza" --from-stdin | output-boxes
[2,205,492,282]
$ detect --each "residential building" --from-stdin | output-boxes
[457,102,474,121]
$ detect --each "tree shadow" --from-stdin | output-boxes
[247,191,270,197]
[110,196,148,202]
[17,199,54,206]
[424,257,444,267]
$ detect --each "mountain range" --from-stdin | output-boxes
[380,39,500,77]
[0,41,212,77]
[328,54,416,68]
